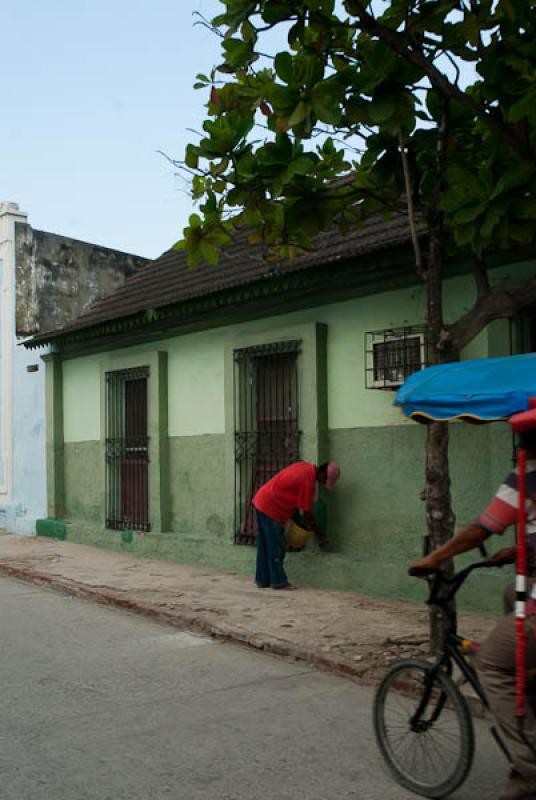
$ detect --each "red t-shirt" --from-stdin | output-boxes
[253,462,317,524]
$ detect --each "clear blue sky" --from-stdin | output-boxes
[1,1,225,258]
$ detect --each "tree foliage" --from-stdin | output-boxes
[180,0,536,289]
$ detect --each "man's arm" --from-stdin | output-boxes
[488,546,516,566]
[410,522,491,571]
[302,511,328,546]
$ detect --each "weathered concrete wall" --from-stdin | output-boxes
[0,201,147,538]
[15,223,148,336]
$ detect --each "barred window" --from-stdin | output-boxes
[233,340,300,545]
[366,328,429,389]
[105,367,150,531]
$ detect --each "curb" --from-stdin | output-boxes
[0,561,491,718]
[0,561,373,682]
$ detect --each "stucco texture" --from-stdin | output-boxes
[15,223,147,337]
[64,442,103,524]
[168,435,228,537]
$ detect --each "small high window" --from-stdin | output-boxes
[365,327,429,390]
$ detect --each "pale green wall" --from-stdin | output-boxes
[63,356,101,443]
[62,333,227,444]
[168,333,225,436]
[63,261,530,443]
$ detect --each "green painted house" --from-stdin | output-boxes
[27,216,536,612]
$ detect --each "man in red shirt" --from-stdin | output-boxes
[253,461,340,590]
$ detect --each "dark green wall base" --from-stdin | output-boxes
[168,435,228,536]
[61,423,514,615]
[65,522,255,572]
[60,517,507,615]
[36,518,68,540]
[64,442,103,524]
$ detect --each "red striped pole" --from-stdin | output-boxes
[515,446,528,720]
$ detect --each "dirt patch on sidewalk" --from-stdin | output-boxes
[0,535,498,684]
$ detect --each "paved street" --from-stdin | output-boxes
[1,576,508,800]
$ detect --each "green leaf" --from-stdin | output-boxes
[491,161,534,198]
[262,3,292,24]
[286,155,316,180]
[453,203,486,224]
[369,93,396,124]
[509,222,535,244]
[460,14,480,46]
[288,19,305,47]
[507,88,536,124]
[445,165,483,200]
[200,240,220,265]
[241,19,257,42]
[287,101,309,128]
[479,208,502,240]
[275,51,294,83]
[345,96,372,125]
[512,197,536,220]
[144,308,158,322]
[185,144,199,169]
[311,82,343,125]
[222,38,255,69]
[268,83,300,114]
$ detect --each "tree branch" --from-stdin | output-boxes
[398,130,424,278]
[446,276,536,353]
[345,2,530,159]
[425,102,449,350]
[472,255,490,302]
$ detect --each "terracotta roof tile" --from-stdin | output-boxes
[43,214,418,339]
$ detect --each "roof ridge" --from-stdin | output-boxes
[30,213,420,344]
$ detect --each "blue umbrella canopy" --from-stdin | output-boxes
[395,353,536,423]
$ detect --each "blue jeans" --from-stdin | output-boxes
[255,510,289,588]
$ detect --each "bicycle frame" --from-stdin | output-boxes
[409,560,512,762]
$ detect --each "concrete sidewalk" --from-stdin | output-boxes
[0,533,497,682]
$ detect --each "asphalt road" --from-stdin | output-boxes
[0,575,509,800]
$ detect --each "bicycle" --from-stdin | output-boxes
[373,558,512,798]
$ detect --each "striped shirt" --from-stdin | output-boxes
[479,461,536,576]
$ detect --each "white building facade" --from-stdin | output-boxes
[0,201,146,534]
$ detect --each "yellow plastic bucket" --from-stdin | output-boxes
[286,520,312,549]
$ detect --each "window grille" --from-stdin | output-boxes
[105,367,150,531]
[233,340,300,545]
[365,327,430,390]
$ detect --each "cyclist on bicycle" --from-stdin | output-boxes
[410,429,536,800]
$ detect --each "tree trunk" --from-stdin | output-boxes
[424,103,457,643]
[424,422,456,648]
[425,201,458,650]
[403,103,458,650]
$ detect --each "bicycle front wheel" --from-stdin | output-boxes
[373,658,474,798]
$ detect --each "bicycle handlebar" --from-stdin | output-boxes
[408,565,437,578]
[409,560,497,607]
